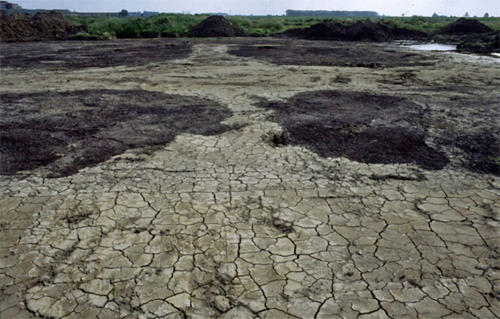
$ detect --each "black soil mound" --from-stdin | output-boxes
[277,20,426,41]
[346,20,393,42]
[436,18,493,34]
[0,10,85,41]
[0,90,234,177]
[260,90,449,170]
[457,31,500,53]
[188,15,248,37]
[274,27,306,38]
[303,22,347,40]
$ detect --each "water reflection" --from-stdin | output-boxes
[405,43,457,51]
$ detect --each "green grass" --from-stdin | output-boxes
[488,156,500,165]
[66,14,500,37]
[379,16,500,33]
[67,14,208,37]
[227,17,286,34]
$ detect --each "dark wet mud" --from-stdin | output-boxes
[444,132,500,176]
[0,90,234,177]
[261,90,499,175]
[228,42,435,67]
[0,39,192,69]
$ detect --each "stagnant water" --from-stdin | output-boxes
[405,43,457,51]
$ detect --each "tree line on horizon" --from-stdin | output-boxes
[286,10,379,17]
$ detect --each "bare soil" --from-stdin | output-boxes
[228,42,435,68]
[261,90,499,175]
[260,90,449,170]
[1,38,499,178]
[0,39,193,68]
[1,37,500,319]
[0,90,233,177]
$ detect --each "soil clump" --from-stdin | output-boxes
[0,10,86,42]
[188,15,248,37]
[0,90,234,177]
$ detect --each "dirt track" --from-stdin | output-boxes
[1,38,499,319]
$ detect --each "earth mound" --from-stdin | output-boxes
[0,10,85,41]
[273,27,306,38]
[188,15,248,37]
[457,31,500,53]
[279,20,425,41]
[346,20,393,42]
[436,18,493,34]
[303,22,347,40]
[0,90,234,177]
[0,9,8,21]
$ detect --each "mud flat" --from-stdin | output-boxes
[1,38,499,319]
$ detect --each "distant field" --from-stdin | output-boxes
[66,14,500,37]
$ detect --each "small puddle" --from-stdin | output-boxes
[404,43,457,51]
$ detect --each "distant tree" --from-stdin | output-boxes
[484,13,489,18]
[119,9,128,17]
[464,12,469,17]
[432,13,438,18]
[285,10,378,17]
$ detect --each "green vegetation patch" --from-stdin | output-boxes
[66,14,500,38]
[67,14,208,37]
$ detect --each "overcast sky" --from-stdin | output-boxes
[16,0,500,17]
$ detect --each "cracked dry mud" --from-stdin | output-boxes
[1,38,499,319]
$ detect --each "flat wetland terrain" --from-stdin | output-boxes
[1,37,499,318]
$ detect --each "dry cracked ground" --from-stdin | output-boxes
[1,38,499,319]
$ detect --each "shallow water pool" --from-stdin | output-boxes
[404,43,457,51]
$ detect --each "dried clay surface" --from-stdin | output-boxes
[1,38,499,319]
